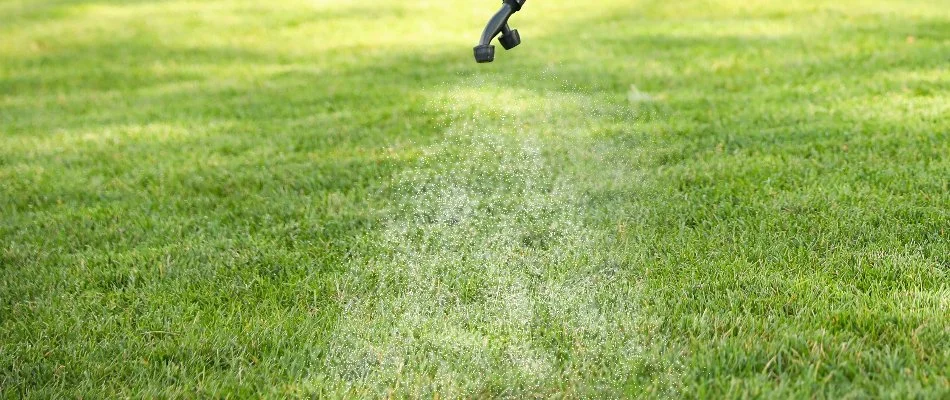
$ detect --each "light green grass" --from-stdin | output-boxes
[1,0,949,397]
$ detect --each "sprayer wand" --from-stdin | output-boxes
[474,0,526,63]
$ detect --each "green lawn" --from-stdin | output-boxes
[2,0,949,397]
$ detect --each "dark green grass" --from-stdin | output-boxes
[1,0,948,397]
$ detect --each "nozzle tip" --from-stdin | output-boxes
[474,44,494,63]
[499,29,521,50]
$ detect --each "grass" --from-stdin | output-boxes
[1,0,949,397]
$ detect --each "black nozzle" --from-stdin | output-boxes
[474,0,526,63]
[474,44,495,63]
[499,28,520,50]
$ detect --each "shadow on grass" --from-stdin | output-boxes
[1,1,948,395]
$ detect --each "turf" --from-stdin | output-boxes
[1,0,949,397]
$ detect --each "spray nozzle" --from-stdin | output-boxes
[474,0,526,63]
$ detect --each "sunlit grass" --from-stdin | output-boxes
[2,0,948,397]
